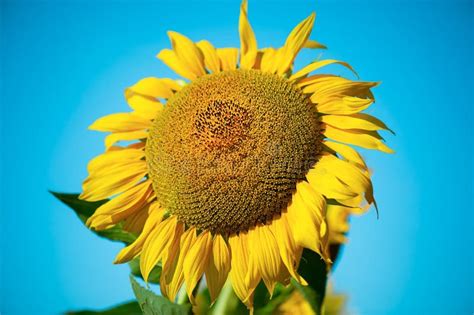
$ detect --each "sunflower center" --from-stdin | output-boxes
[146,69,322,235]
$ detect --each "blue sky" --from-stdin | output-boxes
[1,0,473,314]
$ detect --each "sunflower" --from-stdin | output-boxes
[80,0,392,309]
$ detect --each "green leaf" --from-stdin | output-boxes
[130,275,191,315]
[51,192,137,244]
[66,301,142,315]
[129,257,162,284]
[293,249,328,315]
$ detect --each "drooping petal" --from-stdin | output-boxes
[324,124,394,153]
[162,228,197,301]
[289,59,356,81]
[229,232,259,308]
[140,216,179,282]
[270,214,307,285]
[126,94,163,120]
[122,205,150,234]
[89,113,152,133]
[248,225,281,294]
[306,157,358,200]
[217,48,239,71]
[323,140,367,170]
[114,203,165,264]
[205,234,231,302]
[86,180,153,230]
[275,13,316,75]
[286,183,328,259]
[239,0,257,69]
[183,231,213,302]
[196,40,221,73]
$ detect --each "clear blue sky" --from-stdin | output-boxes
[1,0,473,314]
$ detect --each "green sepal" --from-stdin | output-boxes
[130,276,191,315]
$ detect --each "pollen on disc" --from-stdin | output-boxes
[146,69,322,235]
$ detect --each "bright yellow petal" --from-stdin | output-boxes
[86,148,144,174]
[162,228,197,301]
[217,48,239,71]
[183,230,213,302]
[159,222,185,298]
[248,225,281,294]
[324,124,394,153]
[306,158,358,200]
[321,113,392,133]
[157,49,197,80]
[167,31,206,78]
[229,232,259,308]
[80,160,147,201]
[89,113,151,133]
[323,141,367,170]
[114,204,165,264]
[140,216,178,282]
[122,206,149,234]
[270,214,307,285]
[205,234,231,302]
[303,39,326,49]
[275,13,315,75]
[104,130,148,150]
[286,183,328,259]
[259,47,278,73]
[290,59,356,81]
[86,180,153,230]
[126,77,178,100]
[196,40,221,73]
[126,94,163,120]
[239,0,257,69]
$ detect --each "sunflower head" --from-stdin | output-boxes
[80,0,393,309]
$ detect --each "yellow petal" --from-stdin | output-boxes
[205,235,231,302]
[163,228,197,301]
[89,113,151,133]
[122,206,149,234]
[229,232,259,308]
[248,225,281,294]
[275,13,315,75]
[323,140,367,170]
[104,130,148,150]
[259,47,278,73]
[321,113,392,133]
[157,49,198,80]
[196,40,221,73]
[306,158,358,200]
[86,148,144,174]
[183,230,213,303]
[303,39,326,49]
[86,180,153,230]
[114,204,165,264]
[126,93,163,120]
[140,216,178,282]
[80,160,147,201]
[270,214,307,285]
[126,77,178,100]
[167,31,206,78]
[324,124,394,153]
[290,59,356,81]
[286,183,328,259]
[239,0,257,69]
[217,48,239,71]
[159,222,184,297]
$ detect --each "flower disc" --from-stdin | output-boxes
[146,69,322,234]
